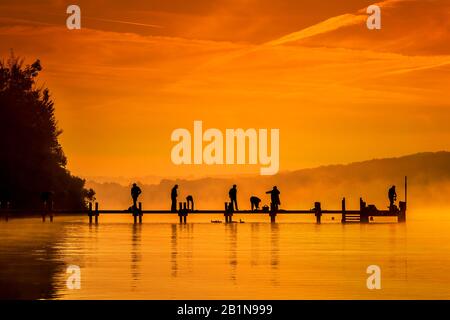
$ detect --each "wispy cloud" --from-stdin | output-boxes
[265,13,365,46]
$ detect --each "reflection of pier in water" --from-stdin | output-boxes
[270,224,280,286]
[226,223,238,282]
[131,224,142,287]
[170,224,194,278]
[226,223,280,286]
[171,224,178,277]
[387,225,408,281]
[250,223,280,268]
[251,223,260,266]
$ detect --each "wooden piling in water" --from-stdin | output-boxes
[224,202,228,223]
[133,203,138,224]
[94,202,99,224]
[42,201,47,222]
[398,201,407,223]
[360,198,369,223]
[88,202,93,224]
[399,176,408,223]
[270,202,277,223]
[139,202,143,224]
[178,202,188,224]
[49,200,54,222]
[224,202,233,223]
[314,202,322,224]
[341,198,346,223]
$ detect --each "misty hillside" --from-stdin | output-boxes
[86,152,450,210]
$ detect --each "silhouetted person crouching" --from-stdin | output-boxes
[186,195,194,211]
[250,196,261,212]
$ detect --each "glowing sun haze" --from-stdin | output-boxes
[1,0,449,179]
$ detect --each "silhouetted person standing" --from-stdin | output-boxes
[171,184,179,212]
[250,196,261,212]
[388,185,397,207]
[266,186,281,209]
[229,184,238,211]
[131,183,142,208]
[186,195,194,211]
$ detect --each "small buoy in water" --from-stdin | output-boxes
[331,217,335,221]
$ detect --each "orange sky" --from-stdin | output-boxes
[1,0,450,179]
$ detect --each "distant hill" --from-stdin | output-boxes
[86,152,450,210]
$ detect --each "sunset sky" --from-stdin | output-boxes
[1,0,449,179]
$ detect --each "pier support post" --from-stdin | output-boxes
[182,202,188,224]
[42,201,47,222]
[95,202,99,224]
[88,202,93,224]
[224,202,233,223]
[270,202,277,223]
[139,202,143,224]
[224,202,228,223]
[314,202,322,224]
[49,200,54,222]
[178,202,183,224]
[398,201,407,223]
[360,198,369,223]
[133,203,138,224]
[341,198,346,223]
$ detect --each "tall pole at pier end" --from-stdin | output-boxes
[398,176,408,223]
[405,176,408,204]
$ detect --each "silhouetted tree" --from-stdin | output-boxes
[0,53,94,210]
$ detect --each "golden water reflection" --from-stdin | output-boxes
[0,212,449,299]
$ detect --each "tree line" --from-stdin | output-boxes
[0,53,94,210]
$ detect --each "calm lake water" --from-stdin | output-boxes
[1,210,449,299]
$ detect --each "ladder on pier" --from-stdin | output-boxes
[342,213,361,223]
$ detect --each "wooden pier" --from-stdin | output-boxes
[1,197,407,225]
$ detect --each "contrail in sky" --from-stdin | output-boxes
[84,16,163,29]
[0,13,163,29]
